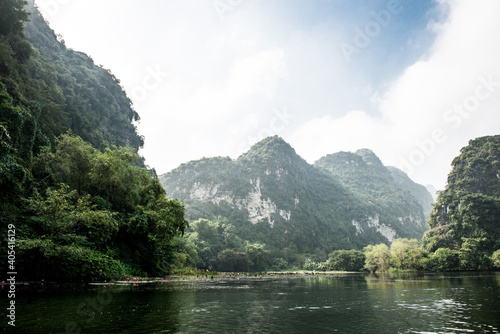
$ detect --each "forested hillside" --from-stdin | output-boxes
[160,136,432,271]
[0,0,187,280]
[422,135,500,269]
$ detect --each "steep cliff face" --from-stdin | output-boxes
[161,137,432,253]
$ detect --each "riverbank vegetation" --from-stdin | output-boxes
[306,237,500,273]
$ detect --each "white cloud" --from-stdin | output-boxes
[136,45,288,172]
[36,0,500,189]
[227,48,287,100]
[290,0,500,189]
[291,111,386,159]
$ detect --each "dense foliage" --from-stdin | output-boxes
[422,136,500,267]
[308,236,499,273]
[0,1,186,281]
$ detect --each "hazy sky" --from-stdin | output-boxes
[34,0,500,190]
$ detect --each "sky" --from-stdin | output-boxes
[34,0,500,190]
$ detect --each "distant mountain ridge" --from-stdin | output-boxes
[315,149,434,220]
[160,136,432,259]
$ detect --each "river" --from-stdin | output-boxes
[4,272,500,333]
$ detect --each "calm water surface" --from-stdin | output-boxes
[3,272,500,333]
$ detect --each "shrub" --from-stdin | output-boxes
[17,239,126,281]
[326,250,365,271]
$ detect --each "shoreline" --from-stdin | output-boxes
[3,270,498,292]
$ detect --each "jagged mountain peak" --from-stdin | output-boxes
[239,136,294,156]
[354,148,384,166]
[315,148,383,169]
[315,149,388,181]
[237,136,306,170]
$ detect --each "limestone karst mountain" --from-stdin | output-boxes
[160,136,431,263]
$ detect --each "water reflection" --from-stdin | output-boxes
[7,272,500,333]
[363,272,500,334]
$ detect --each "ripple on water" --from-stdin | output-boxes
[191,308,209,313]
[396,296,500,334]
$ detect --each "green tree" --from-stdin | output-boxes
[246,243,271,271]
[430,248,459,271]
[35,133,95,194]
[25,133,188,277]
[492,249,500,269]
[390,238,419,269]
[26,184,118,246]
[326,250,365,271]
[221,222,244,250]
[17,183,127,281]
[190,219,223,245]
[364,243,390,272]
[0,0,29,37]
[0,124,28,207]
[36,133,188,242]
[216,249,249,272]
[458,238,484,270]
[403,247,428,271]
[186,219,224,269]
